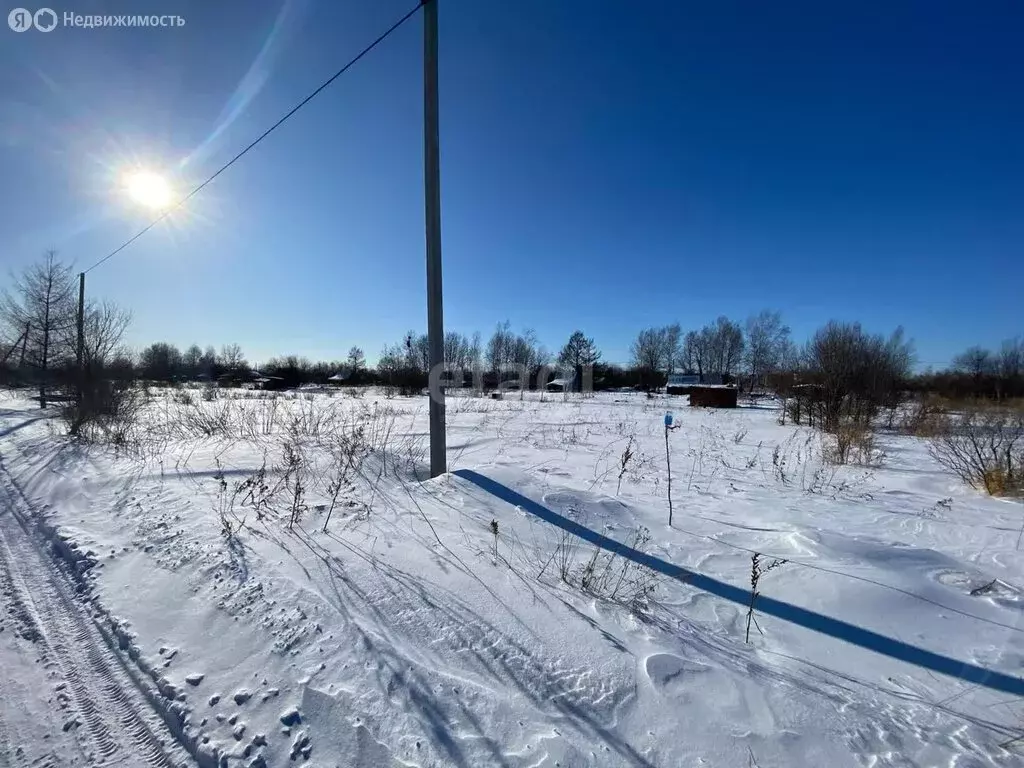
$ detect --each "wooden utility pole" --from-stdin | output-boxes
[76,272,85,419]
[423,0,446,477]
[19,323,29,367]
[1,323,29,366]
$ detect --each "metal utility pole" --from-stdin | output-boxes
[423,0,446,477]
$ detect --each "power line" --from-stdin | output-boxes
[84,1,424,275]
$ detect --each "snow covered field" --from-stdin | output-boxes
[1,387,1023,767]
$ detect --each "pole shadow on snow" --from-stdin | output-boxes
[453,468,1024,697]
[0,416,46,439]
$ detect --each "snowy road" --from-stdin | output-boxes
[0,464,196,768]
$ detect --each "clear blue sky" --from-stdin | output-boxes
[2,0,1021,368]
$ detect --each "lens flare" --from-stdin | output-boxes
[124,170,173,210]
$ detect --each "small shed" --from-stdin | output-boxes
[689,385,738,408]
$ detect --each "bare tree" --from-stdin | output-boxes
[219,343,246,373]
[704,316,744,378]
[682,317,744,380]
[630,325,680,391]
[953,346,996,380]
[999,337,1022,380]
[468,331,482,372]
[679,331,696,373]
[60,300,132,435]
[0,251,77,408]
[630,327,665,372]
[444,331,475,371]
[745,310,791,391]
[201,346,217,377]
[682,329,710,378]
[346,345,365,372]
[376,343,404,385]
[661,323,681,377]
[401,331,430,374]
[510,328,546,397]
[487,321,515,379]
[77,301,131,371]
[140,342,184,382]
[183,344,203,379]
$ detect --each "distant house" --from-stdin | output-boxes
[248,372,286,391]
[545,369,579,392]
[327,371,350,386]
[217,370,256,389]
[666,373,700,395]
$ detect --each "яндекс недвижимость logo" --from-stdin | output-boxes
[8,7,57,31]
[8,7,184,31]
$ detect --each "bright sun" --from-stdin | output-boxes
[124,170,173,210]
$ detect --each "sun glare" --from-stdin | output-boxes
[124,170,173,211]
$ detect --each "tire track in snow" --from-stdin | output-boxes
[0,468,194,768]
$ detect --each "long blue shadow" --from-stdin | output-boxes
[0,416,45,439]
[453,469,1024,696]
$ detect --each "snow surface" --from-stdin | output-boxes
[1,387,1023,767]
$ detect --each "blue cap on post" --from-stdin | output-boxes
[664,412,673,427]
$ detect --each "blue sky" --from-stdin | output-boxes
[2,0,1021,368]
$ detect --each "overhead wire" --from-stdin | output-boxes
[83,1,425,275]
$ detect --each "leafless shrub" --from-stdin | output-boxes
[746,552,786,642]
[538,527,581,584]
[824,420,882,466]
[540,525,657,613]
[235,457,275,521]
[803,321,914,432]
[279,440,308,531]
[802,463,838,494]
[63,381,145,448]
[177,399,233,437]
[899,396,949,437]
[212,460,246,542]
[616,436,636,495]
[732,427,749,444]
[258,398,280,436]
[771,443,788,485]
[930,406,1024,496]
[320,425,367,531]
[285,398,340,441]
[745,441,762,470]
[577,527,657,611]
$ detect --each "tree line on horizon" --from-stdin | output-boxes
[2,253,1022,403]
